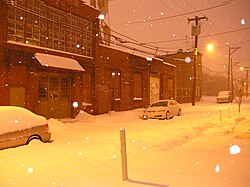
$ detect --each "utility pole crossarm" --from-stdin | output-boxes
[187,16,208,23]
[230,47,241,56]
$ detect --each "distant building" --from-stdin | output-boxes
[156,50,202,103]
[0,0,176,118]
[95,45,176,114]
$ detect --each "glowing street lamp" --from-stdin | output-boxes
[206,43,214,52]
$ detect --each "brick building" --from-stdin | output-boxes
[94,45,176,114]
[0,0,176,118]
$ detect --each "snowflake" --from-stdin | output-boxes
[215,164,220,173]
[229,145,241,155]
[27,167,34,173]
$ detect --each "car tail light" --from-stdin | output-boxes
[45,124,51,133]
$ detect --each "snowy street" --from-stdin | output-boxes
[1,96,250,187]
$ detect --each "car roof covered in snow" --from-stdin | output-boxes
[0,106,47,134]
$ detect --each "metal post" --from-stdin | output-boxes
[228,47,241,92]
[228,48,231,91]
[231,58,234,98]
[246,70,248,97]
[192,48,197,106]
[120,128,128,181]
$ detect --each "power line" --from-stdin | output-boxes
[200,26,250,39]
[114,2,232,25]
[143,26,250,45]
[202,65,226,74]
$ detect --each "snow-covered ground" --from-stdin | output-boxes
[1,96,250,187]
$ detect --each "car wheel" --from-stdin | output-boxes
[166,111,170,120]
[26,135,42,145]
[177,109,182,116]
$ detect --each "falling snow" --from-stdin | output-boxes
[229,145,241,155]
[27,167,34,173]
[215,164,220,173]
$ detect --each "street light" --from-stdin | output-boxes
[206,43,214,52]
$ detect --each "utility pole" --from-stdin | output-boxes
[246,69,249,97]
[188,16,208,106]
[231,61,240,99]
[228,47,241,92]
[240,67,250,97]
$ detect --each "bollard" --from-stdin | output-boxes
[120,128,128,181]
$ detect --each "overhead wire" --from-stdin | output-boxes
[202,65,226,74]
[114,1,233,25]
[143,27,250,45]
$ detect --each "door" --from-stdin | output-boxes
[10,87,26,107]
[38,74,71,119]
[0,133,8,150]
[169,100,178,115]
[108,88,114,111]
[48,76,60,118]
[150,75,160,104]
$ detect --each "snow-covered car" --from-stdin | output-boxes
[0,106,51,150]
[143,100,182,120]
[216,91,233,103]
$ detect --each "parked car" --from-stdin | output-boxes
[216,91,233,103]
[143,99,182,120]
[0,106,51,150]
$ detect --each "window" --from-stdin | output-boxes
[168,79,174,99]
[49,76,59,99]
[60,77,70,100]
[109,70,121,99]
[38,74,70,101]
[16,0,25,8]
[7,0,94,57]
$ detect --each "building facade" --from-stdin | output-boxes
[0,0,176,118]
[94,45,176,114]
[157,50,202,103]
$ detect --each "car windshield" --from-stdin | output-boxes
[150,101,169,107]
[218,91,230,96]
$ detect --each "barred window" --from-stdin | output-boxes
[39,75,47,99]
[60,77,70,100]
